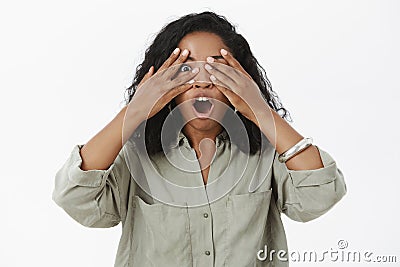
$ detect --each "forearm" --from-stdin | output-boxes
[253,105,324,171]
[80,105,143,171]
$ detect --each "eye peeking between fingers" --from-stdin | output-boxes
[180,64,192,72]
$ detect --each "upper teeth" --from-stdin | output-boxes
[196,97,208,102]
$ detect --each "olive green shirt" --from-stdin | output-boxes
[52,130,346,266]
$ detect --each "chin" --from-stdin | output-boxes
[184,111,226,128]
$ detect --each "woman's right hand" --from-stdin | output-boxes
[81,48,199,170]
[127,48,199,122]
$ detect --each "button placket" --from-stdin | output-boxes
[202,206,214,261]
[187,205,214,265]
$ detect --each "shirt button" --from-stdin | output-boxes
[205,250,211,256]
[203,213,209,218]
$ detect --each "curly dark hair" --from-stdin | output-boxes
[124,11,292,156]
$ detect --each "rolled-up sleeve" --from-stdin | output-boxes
[52,144,132,228]
[272,145,347,222]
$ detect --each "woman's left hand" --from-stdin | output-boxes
[204,49,270,126]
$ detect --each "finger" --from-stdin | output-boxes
[137,66,154,89]
[219,49,252,80]
[157,47,181,73]
[213,82,231,95]
[171,48,190,66]
[205,58,242,83]
[169,66,199,85]
[158,84,193,109]
[168,83,193,98]
[209,75,232,94]
[214,83,238,105]
[205,63,236,89]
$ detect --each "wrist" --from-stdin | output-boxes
[125,102,146,124]
[250,103,272,128]
[121,104,146,144]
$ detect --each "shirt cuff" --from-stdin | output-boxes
[283,145,338,187]
[68,144,115,187]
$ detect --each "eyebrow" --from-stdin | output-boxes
[187,55,224,61]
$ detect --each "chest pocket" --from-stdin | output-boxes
[225,189,273,267]
[128,195,192,267]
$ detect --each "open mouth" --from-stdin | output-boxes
[192,97,214,118]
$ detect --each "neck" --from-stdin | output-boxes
[182,124,223,151]
[182,125,222,169]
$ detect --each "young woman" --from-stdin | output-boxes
[52,11,347,267]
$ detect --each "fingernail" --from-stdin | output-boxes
[210,75,216,81]
[173,48,180,55]
[221,49,228,56]
[182,49,189,56]
[192,67,199,73]
[207,57,214,63]
[148,66,153,72]
[205,64,212,70]
[188,79,195,84]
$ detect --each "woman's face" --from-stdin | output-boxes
[174,31,232,133]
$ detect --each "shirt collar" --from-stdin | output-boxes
[171,128,229,149]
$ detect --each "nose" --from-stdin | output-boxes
[191,64,213,88]
[193,81,213,89]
